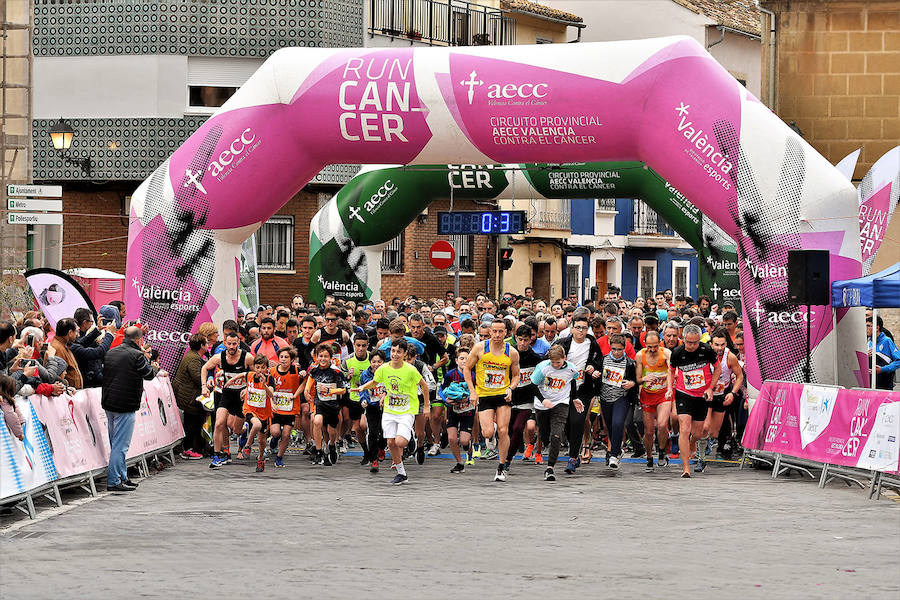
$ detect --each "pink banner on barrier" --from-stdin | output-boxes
[743,381,900,473]
[30,378,184,476]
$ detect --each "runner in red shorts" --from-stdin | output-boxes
[635,330,672,470]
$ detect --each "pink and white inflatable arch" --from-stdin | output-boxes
[126,37,865,393]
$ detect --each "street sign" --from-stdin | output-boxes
[7,198,63,212]
[429,240,455,269]
[7,213,63,225]
[7,184,63,198]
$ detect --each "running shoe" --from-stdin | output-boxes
[370,459,380,473]
[494,464,507,482]
[427,444,440,457]
[522,444,534,461]
[329,444,338,465]
[407,436,418,457]
[221,452,232,465]
[481,447,499,461]
[391,473,408,485]
[180,450,203,460]
[465,453,475,466]
[275,456,285,468]
[264,447,272,459]
[681,471,691,478]
[694,458,706,473]
[609,455,620,469]
[631,447,646,459]
[416,446,426,465]
[472,446,482,459]
[359,455,370,466]
[503,463,511,477]
[544,467,555,482]
[322,450,333,467]
[534,453,543,465]
[707,439,717,456]
[646,456,655,470]
[378,448,386,461]
[237,430,248,452]
[450,463,465,474]
[302,442,313,456]
[658,450,669,467]
[208,455,226,469]
[573,456,582,468]
[564,458,577,474]
[256,459,265,472]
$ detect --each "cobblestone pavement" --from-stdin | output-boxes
[1,453,898,599]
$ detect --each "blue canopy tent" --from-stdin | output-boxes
[832,262,900,387]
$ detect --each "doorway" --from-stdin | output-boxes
[532,262,550,302]
[595,260,608,300]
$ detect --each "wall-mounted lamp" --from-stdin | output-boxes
[48,118,92,177]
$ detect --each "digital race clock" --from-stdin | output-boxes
[437,211,527,235]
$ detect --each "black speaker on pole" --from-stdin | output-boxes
[787,250,830,305]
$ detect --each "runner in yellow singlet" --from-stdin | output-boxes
[464,319,520,483]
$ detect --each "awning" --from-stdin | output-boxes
[831,262,900,308]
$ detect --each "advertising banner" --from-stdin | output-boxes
[238,234,260,312]
[743,381,900,473]
[24,268,96,330]
[0,398,59,500]
[857,146,899,275]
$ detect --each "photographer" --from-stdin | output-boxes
[11,326,68,389]
[72,308,117,388]
[50,318,84,389]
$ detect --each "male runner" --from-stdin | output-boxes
[464,318,521,482]
[342,333,371,465]
[353,339,430,485]
[666,324,721,477]
[202,332,254,468]
[310,308,352,361]
[505,325,541,475]
[635,330,672,469]
[700,328,744,471]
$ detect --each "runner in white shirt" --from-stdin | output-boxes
[531,345,583,482]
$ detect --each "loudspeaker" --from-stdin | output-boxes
[788,250,830,305]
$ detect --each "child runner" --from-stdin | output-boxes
[342,333,371,465]
[353,339,430,485]
[269,347,303,468]
[439,347,476,473]
[359,350,387,473]
[404,343,436,464]
[531,345,582,482]
[597,334,638,471]
[225,354,274,473]
[305,343,348,466]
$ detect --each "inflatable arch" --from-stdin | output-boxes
[307,162,741,310]
[125,36,865,393]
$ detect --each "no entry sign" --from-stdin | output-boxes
[429,240,455,269]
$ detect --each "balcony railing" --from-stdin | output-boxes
[369,0,516,46]
[529,198,571,231]
[631,200,675,236]
[596,198,617,211]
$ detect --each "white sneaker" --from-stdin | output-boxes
[493,465,507,482]
[609,455,620,469]
[427,445,440,456]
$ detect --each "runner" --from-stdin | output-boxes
[342,333,371,465]
[531,345,582,482]
[635,330,672,470]
[358,350,387,472]
[305,343,348,466]
[701,328,744,471]
[269,347,303,468]
[505,324,541,475]
[202,332,254,469]
[353,339,430,485]
[439,347,476,473]
[404,343,436,464]
[223,354,273,473]
[464,318,521,482]
[666,324,721,478]
[310,308,351,363]
[597,334,638,470]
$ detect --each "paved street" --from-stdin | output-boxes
[1,454,898,599]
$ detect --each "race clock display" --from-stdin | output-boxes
[437,210,527,235]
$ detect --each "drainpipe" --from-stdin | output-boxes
[756,0,777,109]
[707,25,725,49]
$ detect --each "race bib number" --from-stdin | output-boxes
[247,388,267,408]
[273,391,293,411]
[644,373,666,392]
[484,368,506,390]
[546,376,565,391]
[682,369,706,391]
[576,369,585,385]
[387,393,409,411]
[602,365,625,388]
[520,367,534,383]
[713,381,727,395]
[317,382,335,398]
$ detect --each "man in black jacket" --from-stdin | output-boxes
[551,312,604,474]
[101,326,163,492]
[72,307,116,388]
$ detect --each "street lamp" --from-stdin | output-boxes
[48,118,92,177]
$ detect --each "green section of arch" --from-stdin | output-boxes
[308,163,740,310]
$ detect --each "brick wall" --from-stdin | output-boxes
[257,189,320,305]
[762,0,900,178]
[60,184,131,272]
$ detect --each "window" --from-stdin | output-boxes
[566,263,580,300]
[256,216,294,272]
[188,85,237,109]
[638,260,657,301]
[382,234,403,273]
[596,198,616,211]
[672,260,691,298]
[448,234,474,271]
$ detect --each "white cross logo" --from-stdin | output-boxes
[184,169,207,195]
[710,282,720,298]
[349,205,365,223]
[751,301,767,326]
[675,102,690,116]
[460,70,483,105]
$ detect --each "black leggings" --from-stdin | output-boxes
[505,408,532,463]
[565,399,589,459]
[182,411,207,454]
[537,403,568,467]
[364,404,386,461]
[599,397,629,458]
